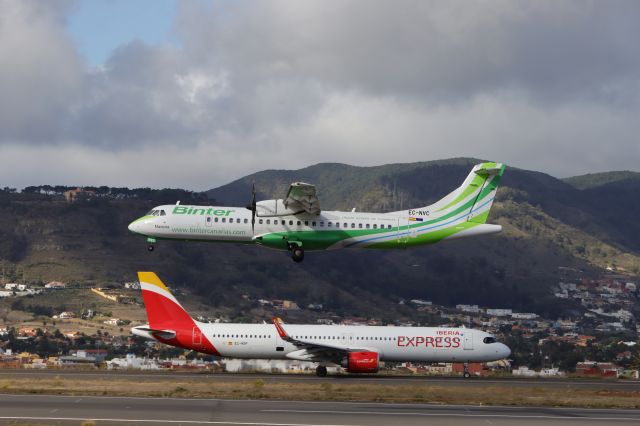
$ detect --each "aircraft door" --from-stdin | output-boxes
[192,326,203,347]
[463,332,473,350]
[341,332,354,345]
[397,217,410,244]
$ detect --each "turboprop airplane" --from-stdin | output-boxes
[132,272,511,377]
[128,162,505,262]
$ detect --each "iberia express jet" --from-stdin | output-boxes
[132,272,511,377]
[128,162,505,262]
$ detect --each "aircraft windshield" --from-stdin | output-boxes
[146,209,161,216]
[483,336,497,344]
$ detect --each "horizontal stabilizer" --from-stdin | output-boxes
[131,325,176,340]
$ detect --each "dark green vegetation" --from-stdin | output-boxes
[0,159,639,321]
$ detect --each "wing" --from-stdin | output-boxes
[283,182,321,215]
[272,317,372,364]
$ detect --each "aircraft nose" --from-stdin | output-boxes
[499,343,511,358]
[128,220,141,233]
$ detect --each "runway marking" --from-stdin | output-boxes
[261,409,640,422]
[0,417,357,426]
[1,393,640,414]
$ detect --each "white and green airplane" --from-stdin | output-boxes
[128,162,505,262]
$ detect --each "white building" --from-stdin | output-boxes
[456,304,480,313]
[511,313,539,320]
[486,308,512,317]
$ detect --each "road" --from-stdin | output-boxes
[0,394,638,425]
[0,368,637,391]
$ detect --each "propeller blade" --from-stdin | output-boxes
[251,182,256,233]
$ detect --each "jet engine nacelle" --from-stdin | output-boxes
[256,199,302,217]
[342,351,379,373]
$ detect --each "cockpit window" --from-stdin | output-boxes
[145,209,165,217]
[483,336,497,344]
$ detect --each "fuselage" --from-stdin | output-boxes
[128,204,502,252]
[133,322,510,364]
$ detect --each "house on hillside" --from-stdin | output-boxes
[63,187,96,203]
[45,281,66,289]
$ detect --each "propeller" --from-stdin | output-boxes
[245,182,257,233]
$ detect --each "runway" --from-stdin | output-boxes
[0,393,638,425]
[0,369,636,391]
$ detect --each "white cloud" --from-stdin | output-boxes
[0,0,639,189]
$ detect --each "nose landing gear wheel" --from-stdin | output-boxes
[316,365,328,377]
[147,245,155,252]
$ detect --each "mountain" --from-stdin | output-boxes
[1,159,639,321]
[563,171,640,190]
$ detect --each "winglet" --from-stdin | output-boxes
[272,316,291,341]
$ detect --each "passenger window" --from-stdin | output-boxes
[344,223,347,228]
[328,221,332,227]
[320,221,324,227]
[358,223,363,229]
[304,221,309,226]
[335,222,340,228]
[351,223,355,228]
[222,218,226,223]
[312,221,316,226]
[207,217,211,223]
[289,220,293,225]
[388,225,392,229]
[266,219,271,224]
[229,218,233,223]
[373,224,377,229]
[259,219,263,224]
[281,220,285,225]
[214,217,219,222]
[297,221,301,226]
[244,218,248,224]
[365,224,370,229]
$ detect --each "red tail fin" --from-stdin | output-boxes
[137,272,219,355]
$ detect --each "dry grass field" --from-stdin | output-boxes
[0,375,638,409]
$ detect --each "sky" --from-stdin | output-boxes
[1,0,639,190]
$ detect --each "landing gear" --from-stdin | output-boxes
[289,244,304,263]
[316,365,328,377]
[147,237,156,252]
[147,244,155,252]
[463,362,471,378]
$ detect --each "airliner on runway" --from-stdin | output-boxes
[132,272,511,377]
[128,162,505,262]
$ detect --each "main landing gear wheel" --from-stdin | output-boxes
[147,244,155,252]
[291,246,304,263]
[316,365,328,377]
[463,362,471,378]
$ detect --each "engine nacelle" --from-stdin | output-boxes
[342,351,379,373]
[256,199,302,217]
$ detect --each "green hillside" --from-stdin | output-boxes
[563,171,640,190]
[0,159,639,321]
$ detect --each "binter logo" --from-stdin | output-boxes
[173,206,235,216]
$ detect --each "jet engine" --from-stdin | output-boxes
[342,351,379,373]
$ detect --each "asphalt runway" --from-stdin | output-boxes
[0,368,637,391]
[0,393,638,426]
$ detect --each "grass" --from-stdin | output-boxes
[0,376,638,409]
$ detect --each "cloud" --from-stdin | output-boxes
[0,0,639,189]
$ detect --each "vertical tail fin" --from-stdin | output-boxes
[135,272,219,355]
[138,272,193,330]
[405,162,505,224]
